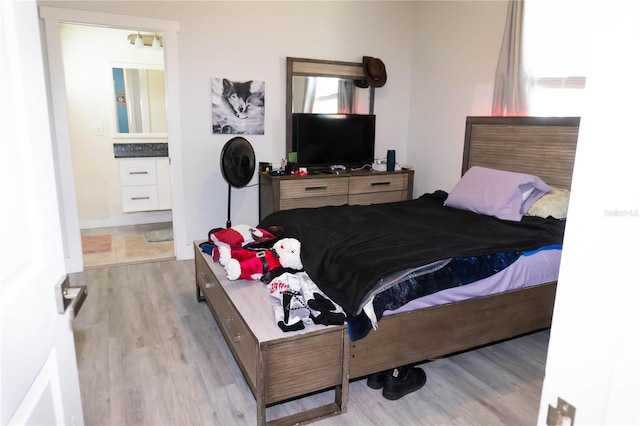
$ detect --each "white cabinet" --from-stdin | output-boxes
[118,158,171,212]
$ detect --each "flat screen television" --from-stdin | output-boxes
[291,113,375,169]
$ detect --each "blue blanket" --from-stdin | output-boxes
[346,252,522,340]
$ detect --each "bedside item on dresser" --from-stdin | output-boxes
[259,162,272,173]
[220,137,256,228]
[386,150,396,172]
[372,158,386,172]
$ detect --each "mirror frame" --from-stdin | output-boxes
[111,62,168,139]
[286,57,375,154]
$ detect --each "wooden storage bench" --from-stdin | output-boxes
[194,243,349,425]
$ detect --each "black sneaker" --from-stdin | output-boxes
[382,367,427,400]
[366,369,393,389]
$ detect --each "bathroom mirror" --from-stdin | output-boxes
[112,64,167,137]
[286,57,374,153]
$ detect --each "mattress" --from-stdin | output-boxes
[258,193,566,318]
[385,248,561,315]
[346,248,562,340]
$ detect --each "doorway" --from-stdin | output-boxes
[40,6,186,273]
[59,23,173,268]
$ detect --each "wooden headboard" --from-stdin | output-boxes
[462,116,580,189]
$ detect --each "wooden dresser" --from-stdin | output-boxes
[259,169,414,220]
[194,243,349,425]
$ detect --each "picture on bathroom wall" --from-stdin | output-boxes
[211,78,265,135]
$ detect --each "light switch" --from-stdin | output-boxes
[95,125,103,136]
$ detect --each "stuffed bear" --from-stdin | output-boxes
[206,224,282,263]
[218,237,303,281]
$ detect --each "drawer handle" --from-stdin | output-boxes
[129,171,149,175]
[371,182,391,186]
[225,318,241,342]
[205,282,213,289]
[305,185,327,191]
[131,196,151,200]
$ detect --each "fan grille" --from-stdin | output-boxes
[220,137,255,188]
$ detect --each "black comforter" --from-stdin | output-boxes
[258,191,565,317]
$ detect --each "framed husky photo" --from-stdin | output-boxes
[211,78,265,135]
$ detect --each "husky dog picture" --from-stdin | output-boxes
[211,78,265,134]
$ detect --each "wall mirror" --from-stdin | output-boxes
[112,64,168,138]
[286,57,374,153]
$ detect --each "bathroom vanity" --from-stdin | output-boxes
[113,143,171,212]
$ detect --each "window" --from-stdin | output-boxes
[523,0,591,116]
[310,77,339,113]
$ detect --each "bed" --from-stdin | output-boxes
[196,116,579,425]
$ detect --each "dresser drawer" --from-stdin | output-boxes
[119,158,157,186]
[280,177,349,199]
[349,173,405,194]
[350,191,405,206]
[280,195,348,210]
[121,185,158,212]
[195,254,259,392]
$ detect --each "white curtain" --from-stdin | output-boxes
[337,79,354,114]
[492,0,530,116]
[302,78,316,113]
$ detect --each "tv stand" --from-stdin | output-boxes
[258,169,414,221]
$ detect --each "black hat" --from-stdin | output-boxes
[362,56,387,88]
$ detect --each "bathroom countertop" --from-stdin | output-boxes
[113,143,168,158]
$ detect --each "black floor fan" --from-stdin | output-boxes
[220,137,256,228]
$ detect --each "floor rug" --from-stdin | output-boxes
[82,234,112,254]
[145,228,174,242]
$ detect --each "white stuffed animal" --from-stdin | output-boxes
[219,238,303,281]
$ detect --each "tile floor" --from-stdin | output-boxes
[81,222,175,268]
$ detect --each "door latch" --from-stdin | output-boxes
[55,275,88,319]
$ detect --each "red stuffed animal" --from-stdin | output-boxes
[209,224,282,261]
[218,238,303,281]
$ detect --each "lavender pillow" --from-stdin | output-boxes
[444,166,551,221]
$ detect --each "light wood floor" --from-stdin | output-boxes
[70,258,550,426]
[80,223,174,268]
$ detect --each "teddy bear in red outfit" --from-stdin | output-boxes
[218,238,303,281]
[208,224,282,262]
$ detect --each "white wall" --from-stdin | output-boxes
[41,0,421,244]
[408,1,508,196]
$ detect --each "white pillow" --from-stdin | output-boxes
[526,186,570,219]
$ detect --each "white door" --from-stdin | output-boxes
[1,1,84,424]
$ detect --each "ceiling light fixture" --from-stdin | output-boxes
[127,32,163,49]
